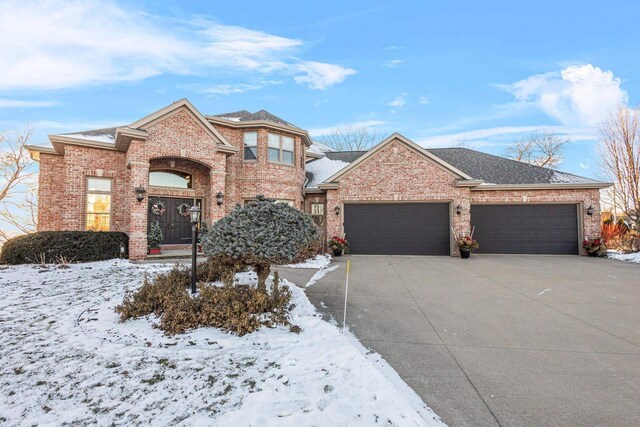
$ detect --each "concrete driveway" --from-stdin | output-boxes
[283,255,640,427]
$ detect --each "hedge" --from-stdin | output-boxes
[0,231,129,265]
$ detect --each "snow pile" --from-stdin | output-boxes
[0,261,442,426]
[281,254,332,269]
[608,251,640,263]
[305,156,349,188]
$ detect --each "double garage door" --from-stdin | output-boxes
[343,203,579,255]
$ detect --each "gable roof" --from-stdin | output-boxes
[305,143,609,189]
[320,133,473,187]
[128,98,234,149]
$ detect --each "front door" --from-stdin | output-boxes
[148,197,202,245]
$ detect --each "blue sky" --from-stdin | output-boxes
[1,0,639,179]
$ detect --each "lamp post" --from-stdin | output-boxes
[189,205,201,295]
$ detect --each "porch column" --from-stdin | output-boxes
[207,169,227,225]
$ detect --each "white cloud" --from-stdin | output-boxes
[417,125,596,148]
[0,1,355,91]
[308,120,386,137]
[388,93,407,108]
[498,64,627,127]
[193,79,283,95]
[418,96,429,105]
[384,59,403,68]
[294,61,357,90]
[0,99,58,108]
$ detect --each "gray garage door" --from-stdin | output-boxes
[344,203,450,255]
[471,204,579,254]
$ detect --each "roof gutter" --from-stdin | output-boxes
[472,182,613,190]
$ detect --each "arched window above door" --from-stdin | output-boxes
[149,170,193,189]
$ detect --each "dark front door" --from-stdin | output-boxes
[148,197,202,245]
[471,204,579,254]
[344,203,451,255]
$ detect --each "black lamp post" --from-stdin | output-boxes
[189,205,201,294]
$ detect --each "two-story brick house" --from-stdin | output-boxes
[27,99,610,259]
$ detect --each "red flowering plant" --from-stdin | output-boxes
[583,236,606,256]
[328,236,349,252]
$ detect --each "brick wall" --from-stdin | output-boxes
[214,125,306,209]
[325,139,472,256]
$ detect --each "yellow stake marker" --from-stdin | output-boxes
[343,259,351,333]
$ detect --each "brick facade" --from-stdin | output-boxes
[34,106,604,259]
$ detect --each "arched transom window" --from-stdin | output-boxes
[149,170,193,189]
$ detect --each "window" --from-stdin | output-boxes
[86,177,111,231]
[267,133,295,165]
[276,199,294,207]
[311,203,325,226]
[243,132,258,160]
[149,170,192,189]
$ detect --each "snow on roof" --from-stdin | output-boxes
[307,140,333,155]
[64,133,115,143]
[305,156,349,188]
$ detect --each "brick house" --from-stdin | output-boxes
[27,99,610,259]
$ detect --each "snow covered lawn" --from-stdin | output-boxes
[0,260,442,426]
[608,251,640,263]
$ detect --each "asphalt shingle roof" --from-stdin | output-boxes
[317,147,599,186]
[212,109,297,128]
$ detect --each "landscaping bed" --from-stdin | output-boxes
[0,260,441,426]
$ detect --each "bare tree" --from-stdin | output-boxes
[599,105,640,229]
[318,126,383,151]
[0,128,37,243]
[505,132,570,169]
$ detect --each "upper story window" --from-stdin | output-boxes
[86,177,111,231]
[268,133,294,165]
[149,170,192,189]
[243,132,258,161]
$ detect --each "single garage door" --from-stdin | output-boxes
[344,203,450,255]
[471,204,579,254]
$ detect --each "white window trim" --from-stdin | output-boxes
[243,131,258,161]
[85,176,112,231]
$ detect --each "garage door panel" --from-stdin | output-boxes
[344,203,450,255]
[472,204,578,254]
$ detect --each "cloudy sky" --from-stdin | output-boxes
[1,0,638,178]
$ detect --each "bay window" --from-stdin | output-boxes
[268,133,295,165]
[243,131,258,160]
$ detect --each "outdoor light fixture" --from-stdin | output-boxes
[134,186,146,203]
[586,205,594,216]
[334,205,341,216]
[189,205,201,294]
[216,191,224,206]
[456,204,462,215]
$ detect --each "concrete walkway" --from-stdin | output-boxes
[280,255,640,427]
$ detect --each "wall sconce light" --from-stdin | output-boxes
[216,191,224,206]
[334,205,341,216]
[586,205,594,216]
[456,204,462,215]
[134,186,146,203]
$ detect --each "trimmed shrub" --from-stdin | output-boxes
[115,263,296,336]
[0,231,128,265]
[203,195,319,291]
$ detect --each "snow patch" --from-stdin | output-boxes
[64,133,115,143]
[306,265,340,288]
[608,251,640,264]
[305,156,349,188]
[281,254,332,269]
[0,260,442,426]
